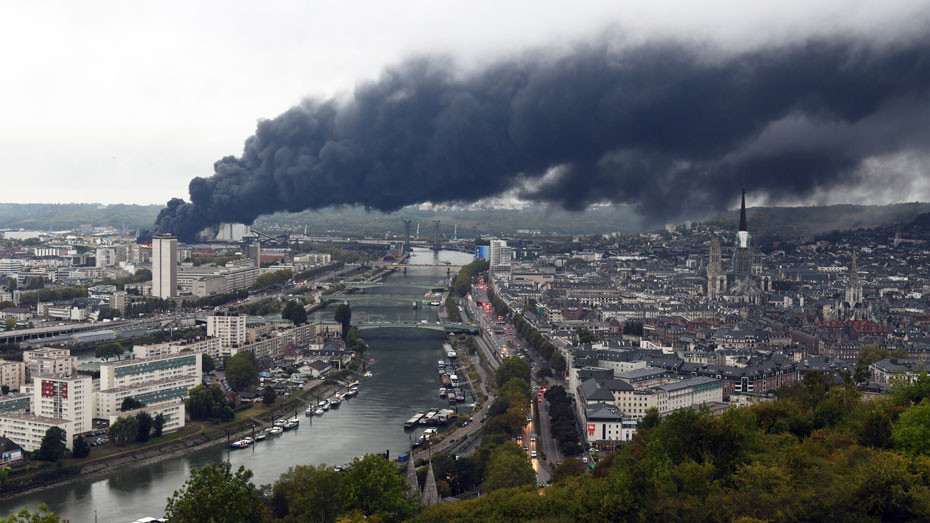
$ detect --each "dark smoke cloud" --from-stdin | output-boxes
[155,36,930,241]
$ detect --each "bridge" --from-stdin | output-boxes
[326,294,441,303]
[355,321,479,334]
[391,264,463,269]
[343,282,447,291]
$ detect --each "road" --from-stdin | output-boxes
[464,283,568,483]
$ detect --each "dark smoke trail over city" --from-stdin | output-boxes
[154,36,930,241]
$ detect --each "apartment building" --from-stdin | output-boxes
[0,393,29,414]
[32,375,92,436]
[614,377,723,420]
[99,353,202,390]
[132,337,221,360]
[0,360,26,391]
[0,413,72,452]
[95,377,198,418]
[207,314,247,348]
[105,401,185,433]
[23,348,77,379]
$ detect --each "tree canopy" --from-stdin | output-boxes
[165,461,264,523]
[225,352,258,391]
[36,427,67,462]
[334,303,352,338]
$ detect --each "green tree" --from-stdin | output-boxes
[71,437,90,459]
[95,342,124,361]
[263,385,276,405]
[1,503,60,522]
[575,326,597,344]
[892,400,930,455]
[859,408,893,448]
[551,458,587,483]
[334,303,352,338]
[550,351,567,374]
[121,396,144,411]
[36,427,68,462]
[345,326,368,352]
[340,454,417,521]
[270,464,345,522]
[282,300,308,326]
[165,461,263,523]
[1,384,9,395]
[495,357,531,389]
[136,412,153,442]
[225,352,258,391]
[153,413,166,438]
[202,353,215,374]
[110,415,140,445]
[484,442,535,491]
[3,317,15,331]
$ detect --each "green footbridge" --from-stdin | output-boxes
[355,321,479,334]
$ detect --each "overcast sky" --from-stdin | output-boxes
[1,0,927,206]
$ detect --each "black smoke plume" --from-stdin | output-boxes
[155,36,930,241]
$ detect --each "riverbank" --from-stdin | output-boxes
[0,372,357,502]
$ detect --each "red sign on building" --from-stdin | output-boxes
[588,424,596,436]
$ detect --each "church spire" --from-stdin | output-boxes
[739,186,747,232]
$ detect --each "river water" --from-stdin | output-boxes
[3,248,474,521]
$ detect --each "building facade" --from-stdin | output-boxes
[152,235,178,298]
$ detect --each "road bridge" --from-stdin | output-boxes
[343,282,447,291]
[355,322,479,334]
[329,294,440,303]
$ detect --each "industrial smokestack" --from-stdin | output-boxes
[153,36,930,241]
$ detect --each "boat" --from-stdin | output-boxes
[229,440,250,449]
[305,407,315,416]
[363,370,372,377]
[264,427,274,434]
[404,411,425,429]
[321,401,331,411]
[284,419,299,430]
[344,387,357,398]
[330,396,343,407]
[420,411,437,424]
[255,433,266,442]
[429,301,441,307]
[274,420,287,427]
[314,408,325,416]
[439,388,447,397]
[455,388,465,402]
[269,426,283,435]
[347,381,359,388]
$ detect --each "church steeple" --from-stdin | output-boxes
[739,186,747,232]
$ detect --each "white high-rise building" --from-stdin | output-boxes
[489,239,512,279]
[207,314,247,348]
[152,235,178,298]
[32,375,92,436]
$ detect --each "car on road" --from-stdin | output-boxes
[531,450,537,458]
[582,457,588,464]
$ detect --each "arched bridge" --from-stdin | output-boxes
[355,322,479,334]
[329,294,441,303]
[344,282,447,291]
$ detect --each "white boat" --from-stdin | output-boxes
[305,407,315,416]
[269,426,283,435]
[439,388,447,397]
[255,434,266,442]
[344,388,357,398]
[330,396,343,407]
[314,408,325,416]
[419,411,437,424]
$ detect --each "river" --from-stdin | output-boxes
[3,248,475,521]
